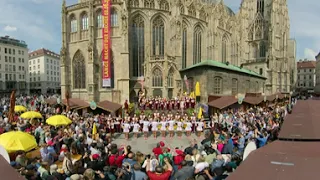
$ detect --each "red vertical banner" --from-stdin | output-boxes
[102,0,111,87]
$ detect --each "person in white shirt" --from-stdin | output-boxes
[185,119,192,137]
[142,118,150,140]
[151,118,158,139]
[132,120,140,138]
[196,118,205,137]
[160,118,167,139]
[167,118,175,138]
[176,117,183,139]
[122,120,131,140]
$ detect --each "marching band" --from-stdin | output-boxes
[103,112,206,140]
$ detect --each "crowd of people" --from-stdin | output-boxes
[0,93,295,180]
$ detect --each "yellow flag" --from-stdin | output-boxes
[195,82,200,96]
[92,123,97,135]
[198,107,202,119]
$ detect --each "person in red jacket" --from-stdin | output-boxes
[152,141,170,159]
[147,156,172,180]
[108,145,128,168]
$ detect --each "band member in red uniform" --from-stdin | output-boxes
[186,97,190,109]
[191,98,196,108]
[124,100,129,113]
[155,99,159,110]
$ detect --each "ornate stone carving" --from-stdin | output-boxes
[87,42,93,62]
[60,47,66,64]
[121,2,128,35]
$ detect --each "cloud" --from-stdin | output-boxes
[3,25,17,32]
[304,48,317,60]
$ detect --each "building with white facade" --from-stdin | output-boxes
[297,59,316,93]
[0,35,29,94]
[28,48,61,94]
[315,53,320,93]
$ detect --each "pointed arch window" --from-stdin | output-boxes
[130,15,145,77]
[144,0,155,8]
[257,0,264,14]
[182,23,187,69]
[96,10,103,28]
[152,17,165,56]
[70,15,77,33]
[73,51,86,89]
[81,13,88,30]
[213,77,222,94]
[193,26,202,64]
[259,41,266,57]
[159,0,169,10]
[152,68,163,87]
[111,8,118,27]
[167,68,174,88]
[222,35,228,63]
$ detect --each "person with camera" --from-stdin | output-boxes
[146,156,172,180]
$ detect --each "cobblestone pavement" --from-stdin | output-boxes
[112,132,204,154]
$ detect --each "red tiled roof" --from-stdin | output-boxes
[29,48,60,59]
[207,96,238,109]
[297,61,316,69]
[227,140,320,180]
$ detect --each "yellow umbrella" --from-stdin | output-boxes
[92,123,97,135]
[198,106,203,119]
[20,111,42,119]
[0,131,37,153]
[14,105,27,112]
[46,115,72,127]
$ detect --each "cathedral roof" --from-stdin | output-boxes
[180,60,266,79]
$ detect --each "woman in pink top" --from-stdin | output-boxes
[217,139,224,153]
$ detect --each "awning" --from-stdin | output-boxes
[0,155,25,180]
[267,94,276,101]
[208,96,238,109]
[62,98,89,109]
[45,98,57,105]
[97,100,122,113]
[243,96,263,105]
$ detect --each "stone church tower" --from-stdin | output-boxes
[238,0,296,94]
[60,0,296,103]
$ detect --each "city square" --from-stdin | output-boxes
[0,0,319,179]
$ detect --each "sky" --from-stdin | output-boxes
[0,0,319,60]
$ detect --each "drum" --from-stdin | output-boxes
[174,125,177,130]
[157,124,162,130]
[183,124,187,129]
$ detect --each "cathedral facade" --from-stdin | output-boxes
[60,0,296,103]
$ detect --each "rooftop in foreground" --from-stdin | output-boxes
[278,100,320,140]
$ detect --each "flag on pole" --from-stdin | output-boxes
[198,106,203,119]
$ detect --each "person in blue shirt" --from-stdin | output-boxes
[255,130,269,148]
